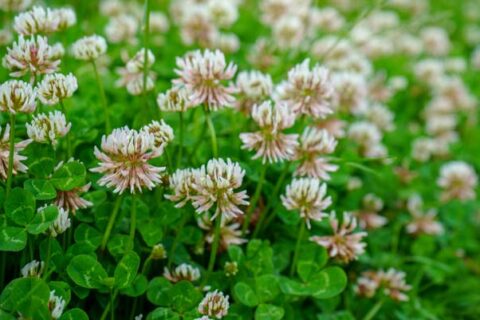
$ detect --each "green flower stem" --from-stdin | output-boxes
[204,215,222,285]
[6,113,16,198]
[0,252,6,289]
[290,222,305,276]
[177,112,184,167]
[101,195,124,251]
[141,255,153,275]
[91,60,111,133]
[42,236,52,280]
[167,213,188,267]
[362,299,385,320]
[100,289,118,320]
[253,162,291,237]
[164,147,173,171]
[205,109,218,157]
[59,100,72,158]
[128,195,137,251]
[242,165,267,235]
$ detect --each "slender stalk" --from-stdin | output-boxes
[110,289,114,320]
[99,290,118,320]
[164,148,173,171]
[101,195,123,251]
[91,60,110,133]
[42,237,52,280]
[290,222,305,276]
[203,215,222,285]
[0,252,6,289]
[6,114,16,197]
[242,165,267,235]
[128,195,137,251]
[141,255,153,275]
[205,110,218,157]
[59,100,72,158]
[253,163,291,237]
[167,213,188,267]
[362,299,385,320]
[177,112,184,167]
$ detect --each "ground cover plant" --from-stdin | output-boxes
[0,0,479,319]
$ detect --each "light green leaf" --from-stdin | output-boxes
[311,267,347,299]
[4,188,36,226]
[255,304,284,320]
[51,161,86,191]
[234,282,259,307]
[24,179,57,200]
[26,205,58,235]
[0,226,27,251]
[59,308,89,320]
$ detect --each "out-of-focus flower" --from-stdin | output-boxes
[437,161,477,201]
[0,124,31,180]
[235,70,273,114]
[105,14,138,44]
[3,35,61,77]
[224,261,238,277]
[26,111,71,149]
[276,59,334,119]
[54,8,76,30]
[331,71,368,115]
[364,103,395,132]
[13,6,59,35]
[310,212,367,263]
[198,215,247,250]
[191,158,249,220]
[36,73,78,105]
[355,193,387,230]
[141,120,174,152]
[46,206,71,237]
[71,35,107,61]
[91,127,165,194]
[163,263,201,283]
[356,268,412,302]
[294,127,338,180]
[198,290,230,319]
[151,243,167,260]
[157,86,194,112]
[281,178,332,228]
[421,27,450,56]
[0,80,36,114]
[0,28,13,45]
[21,260,44,278]
[240,101,298,163]
[0,0,32,12]
[173,49,237,110]
[406,194,443,236]
[348,121,387,159]
[48,290,66,320]
[116,48,156,95]
[272,15,305,50]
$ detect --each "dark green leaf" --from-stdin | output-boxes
[114,251,140,289]
[51,161,86,191]
[66,254,108,289]
[0,226,27,251]
[26,205,58,235]
[4,188,36,226]
[234,282,259,307]
[255,304,285,320]
[24,179,57,200]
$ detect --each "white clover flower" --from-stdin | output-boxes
[163,263,201,283]
[105,14,138,44]
[165,168,199,208]
[0,124,31,180]
[275,59,334,119]
[141,120,174,151]
[211,32,240,54]
[356,268,411,302]
[26,111,71,149]
[71,35,107,61]
[157,86,194,112]
[421,26,450,56]
[173,49,237,110]
[294,127,338,180]
[235,70,273,113]
[178,5,217,47]
[191,158,249,220]
[198,215,247,250]
[3,35,61,77]
[0,28,13,45]
[45,206,71,237]
[207,0,238,28]
[240,101,299,163]
[36,73,78,105]
[149,11,169,33]
[116,48,156,95]
[272,15,305,50]
[332,71,368,115]
[310,212,367,263]
[48,290,66,320]
[13,6,59,35]
[198,290,230,319]
[437,161,477,202]
[0,80,36,114]
[0,0,32,12]
[53,8,76,30]
[91,127,165,194]
[364,103,395,132]
[21,260,44,278]
[309,7,345,32]
[281,178,332,228]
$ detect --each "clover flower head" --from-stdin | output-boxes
[173,49,237,110]
[36,73,78,105]
[0,80,36,114]
[437,161,477,201]
[71,35,107,61]
[91,127,165,194]
[157,86,194,112]
[21,260,44,278]
[13,6,59,35]
[310,212,367,263]
[48,290,66,319]
[163,263,201,283]
[26,111,71,148]
[198,290,230,319]
[281,178,332,228]
[3,35,61,77]
[0,124,31,180]
[275,59,334,119]
[240,101,299,163]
